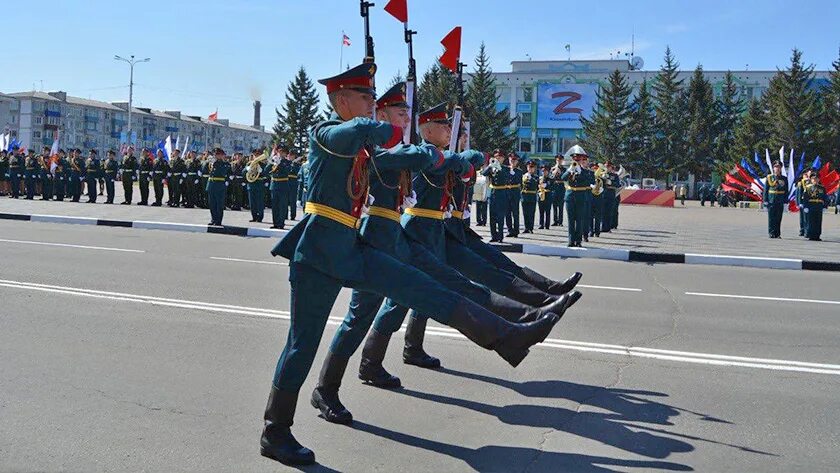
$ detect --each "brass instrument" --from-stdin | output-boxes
[246,150,269,183]
[538,176,548,202]
[592,163,608,196]
[70,156,82,172]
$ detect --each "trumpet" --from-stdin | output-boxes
[246,150,269,183]
[488,157,502,172]
[568,161,581,175]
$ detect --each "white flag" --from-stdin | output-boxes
[182,136,190,154]
[164,135,173,161]
[175,134,181,152]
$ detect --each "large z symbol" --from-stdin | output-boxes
[551,91,583,115]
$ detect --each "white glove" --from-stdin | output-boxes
[361,194,375,215]
[803,207,809,214]
[194,180,199,184]
[167,173,172,177]
[224,182,229,187]
[402,191,417,209]
[509,169,515,176]
[463,208,471,220]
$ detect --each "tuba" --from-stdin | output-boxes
[245,150,268,183]
[592,164,608,196]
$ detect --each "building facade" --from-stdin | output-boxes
[489,59,832,161]
[2,90,271,155]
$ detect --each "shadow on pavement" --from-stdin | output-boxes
[350,420,693,472]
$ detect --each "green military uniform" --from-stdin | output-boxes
[198,158,210,208]
[120,153,137,204]
[561,146,594,246]
[7,151,22,198]
[168,153,187,207]
[804,180,827,241]
[269,157,291,229]
[247,154,268,222]
[228,157,245,211]
[68,151,86,202]
[85,152,102,203]
[796,176,808,236]
[520,165,538,233]
[537,166,553,229]
[549,163,566,225]
[151,153,170,206]
[53,154,67,201]
[206,151,231,225]
[39,149,53,201]
[24,154,39,199]
[137,152,153,205]
[482,156,511,242]
[287,158,302,220]
[762,167,788,238]
[505,159,523,237]
[601,168,619,232]
[103,152,118,203]
[184,155,201,208]
[590,170,605,237]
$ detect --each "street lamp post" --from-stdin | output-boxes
[113,54,150,145]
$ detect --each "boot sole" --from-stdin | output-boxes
[310,395,353,425]
[403,358,441,369]
[497,347,529,367]
[358,375,402,389]
[260,447,315,466]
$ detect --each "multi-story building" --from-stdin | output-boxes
[488,58,832,161]
[2,90,271,155]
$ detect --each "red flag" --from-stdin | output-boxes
[208,110,218,122]
[384,0,408,23]
[342,34,351,46]
[439,26,462,73]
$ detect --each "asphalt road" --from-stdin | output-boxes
[1,220,839,472]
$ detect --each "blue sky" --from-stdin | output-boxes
[2,0,837,126]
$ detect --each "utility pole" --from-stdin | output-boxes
[114,55,150,144]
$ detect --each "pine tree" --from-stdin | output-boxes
[626,79,656,177]
[685,65,717,178]
[388,72,405,88]
[652,47,688,182]
[418,61,458,111]
[581,69,631,162]
[732,97,771,162]
[274,67,320,153]
[765,48,820,153]
[816,49,840,165]
[714,71,745,169]
[464,43,516,153]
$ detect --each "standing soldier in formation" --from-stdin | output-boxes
[763,160,788,238]
[505,152,523,237]
[68,149,85,202]
[228,152,245,211]
[7,148,22,198]
[85,149,102,203]
[590,163,605,238]
[39,146,53,201]
[137,149,154,206]
[103,150,118,204]
[206,148,231,226]
[151,150,170,206]
[804,172,827,241]
[607,162,621,230]
[562,145,593,247]
[24,150,39,200]
[247,150,268,223]
[538,163,553,229]
[198,151,211,209]
[53,150,67,201]
[551,154,566,226]
[0,150,8,196]
[520,160,538,233]
[184,151,200,208]
[120,148,138,205]
[600,162,618,232]
[482,150,510,242]
[473,165,488,226]
[168,149,186,207]
[796,170,811,237]
[269,146,290,229]
[287,150,302,221]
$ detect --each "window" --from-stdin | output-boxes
[86,121,97,131]
[33,131,42,139]
[496,87,511,101]
[34,116,43,125]
[537,136,555,154]
[517,111,532,128]
[47,116,60,126]
[33,101,45,112]
[517,86,533,103]
[518,137,532,153]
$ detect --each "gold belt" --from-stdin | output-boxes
[288,174,298,179]
[808,199,824,203]
[367,206,401,222]
[305,202,359,228]
[769,190,785,194]
[568,186,589,191]
[450,210,464,219]
[272,177,289,182]
[522,190,537,194]
[208,177,226,181]
[405,207,445,220]
[489,184,518,190]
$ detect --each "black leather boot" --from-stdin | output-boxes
[403,315,441,369]
[359,329,402,388]
[505,277,558,307]
[487,292,571,323]
[520,267,583,296]
[260,386,315,466]
[310,352,353,425]
[448,291,582,367]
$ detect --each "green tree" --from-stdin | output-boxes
[418,61,458,112]
[765,48,820,153]
[652,46,688,183]
[685,65,717,178]
[464,43,516,153]
[274,66,320,153]
[626,79,656,177]
[816,49,840,165]
[388,72,405,88]
[732,97,771,163]
[714,71,745,170]
[581,69,631,163]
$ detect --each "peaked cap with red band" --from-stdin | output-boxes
[418,102,450,125]
[376,81,408,109]
[318,59,377,96]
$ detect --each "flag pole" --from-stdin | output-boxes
[340,31,345,72]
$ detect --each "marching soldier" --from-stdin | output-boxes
[39,146,53,201]
[608,162,621,230]
[120,148,138,205]
[551,154,566,226]
[482,149,510,242]
[561,145,594,247]
[520,160,538,233]
[184,151,200,208]
[762,160,788,238]
[287,150,302,220]
[206,147,231,226]
[103,150,118,204]
[137,149,153,205]
[506,152,523,237]
[538,163,553,229]
[247,150,268,223]
[85,149,102,203]
[24,150,39,200]
[168,149,186,207]
[260,62,565,466]
[804,172,827,241]
[269,146,291,229]
[151,149,170,206]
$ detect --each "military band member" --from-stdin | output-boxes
[297,157,308,209]
[551,154,566,225]
[590,162,605,238]
[804,172,827,241]
[521,160,538,233]
[505,152,523,237]
[538,163,552,229]
[206,147,231,226]
[137,149,154,205]
[601,161,619,232]
[287,150,302,220]
[247,149,268,222]
[473,167,488,226]
[102,150,118,204]
[84,149,102,203]
[482,149,510,242]
[260,63,567,466]
[6,148,22,198]
[227,152,245,211]
[762,160,788,238]
[269,146,291,229]
[562,145,594,247]
[120,148,138,205]
[151,149,169,206]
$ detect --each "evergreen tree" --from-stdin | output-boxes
[714,71,745,169]
[816,49,840,165]
[464,43,516,153]
[685,65,717,178]
[581,69,631,163]
[626,79,656,177]
[388,72,405,88]
[765,48,820,153]
[732,97,771,163]
[652,47,688,182]
[274,67,320,153]
[417,61,458,112]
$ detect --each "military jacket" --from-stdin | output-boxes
[138,157,154,180]
[152,158,170,180]
[170,157,187,183]
[271,114,403,281]
[444,150,484,243]
[69,156,86,177]
[205,160,231,190]
[120,155,138,181]
[85,157,102,178]
[562,165,594,197]
[509,167,524,197]
[288,161,302,181]
[103,158,118,179]
[521,171,539,203]
[269,160,291,190]
[804,183,827,208]
[763,174,788,205]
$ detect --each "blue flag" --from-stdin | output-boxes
[796,151,805,175]
[754,151,768,174]
[811,156,822,170]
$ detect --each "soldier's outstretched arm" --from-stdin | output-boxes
[315,117,402,155]
[459,150,486,169]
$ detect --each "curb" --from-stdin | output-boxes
[3,211,838,272]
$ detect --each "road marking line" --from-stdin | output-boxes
[578,284,642,292]
[3,279,838,376]
[210,257,288,266]
[0,238,144,253]
[686,292,840,306]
